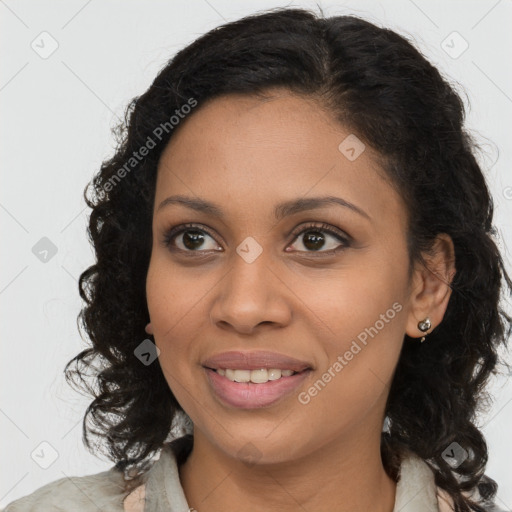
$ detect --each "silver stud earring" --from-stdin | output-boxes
[417,317,432,343]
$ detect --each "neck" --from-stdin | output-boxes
[178,427,397,512]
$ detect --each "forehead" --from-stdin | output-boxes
[155,90,405,229]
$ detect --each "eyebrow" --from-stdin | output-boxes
[156,194,371,221]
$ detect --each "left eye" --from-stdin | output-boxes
[287,223,350,254]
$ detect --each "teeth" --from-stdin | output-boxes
[268,369,281,380]
[215,368,298,383]
[250,369,269,383]
[233,369,250,383]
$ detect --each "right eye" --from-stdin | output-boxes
[162,223,222,253]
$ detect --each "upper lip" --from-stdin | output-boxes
[202,350,313,372]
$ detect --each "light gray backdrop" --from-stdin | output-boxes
[1,0,511,508]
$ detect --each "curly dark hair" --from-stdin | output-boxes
[64,7,512,511]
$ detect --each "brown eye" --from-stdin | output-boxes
[179,229,208,250]
[162,224,221,253]
[288,223,351,255]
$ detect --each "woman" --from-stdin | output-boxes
[4,7,511,512]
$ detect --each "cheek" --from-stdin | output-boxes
[292,286,406,447]
[293,257,407,341]
[146,251,212,333]
[145,257,189,373]
[145,254,211,388]
[295,258,408,394]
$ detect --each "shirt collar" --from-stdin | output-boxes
[142,439,440,512]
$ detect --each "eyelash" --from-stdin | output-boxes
[161,222,351,258]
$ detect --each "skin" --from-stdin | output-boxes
[145,88,456,512]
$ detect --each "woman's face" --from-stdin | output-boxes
[146,89,422,464]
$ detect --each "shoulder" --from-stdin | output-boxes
[2,436,193,512]
[1,467,130,512]
[398,450,508,512]
[437,486,511,512]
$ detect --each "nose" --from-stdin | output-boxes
[209,250,292,335]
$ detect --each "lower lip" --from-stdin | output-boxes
[204,368,311,409]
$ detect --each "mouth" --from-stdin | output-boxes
[201,350,313,409]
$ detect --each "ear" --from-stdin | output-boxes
[405,233,456,339]
[145,322,154,335]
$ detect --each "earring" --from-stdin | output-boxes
[417,317,431,343]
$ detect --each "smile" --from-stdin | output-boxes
[204,367,311,409]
